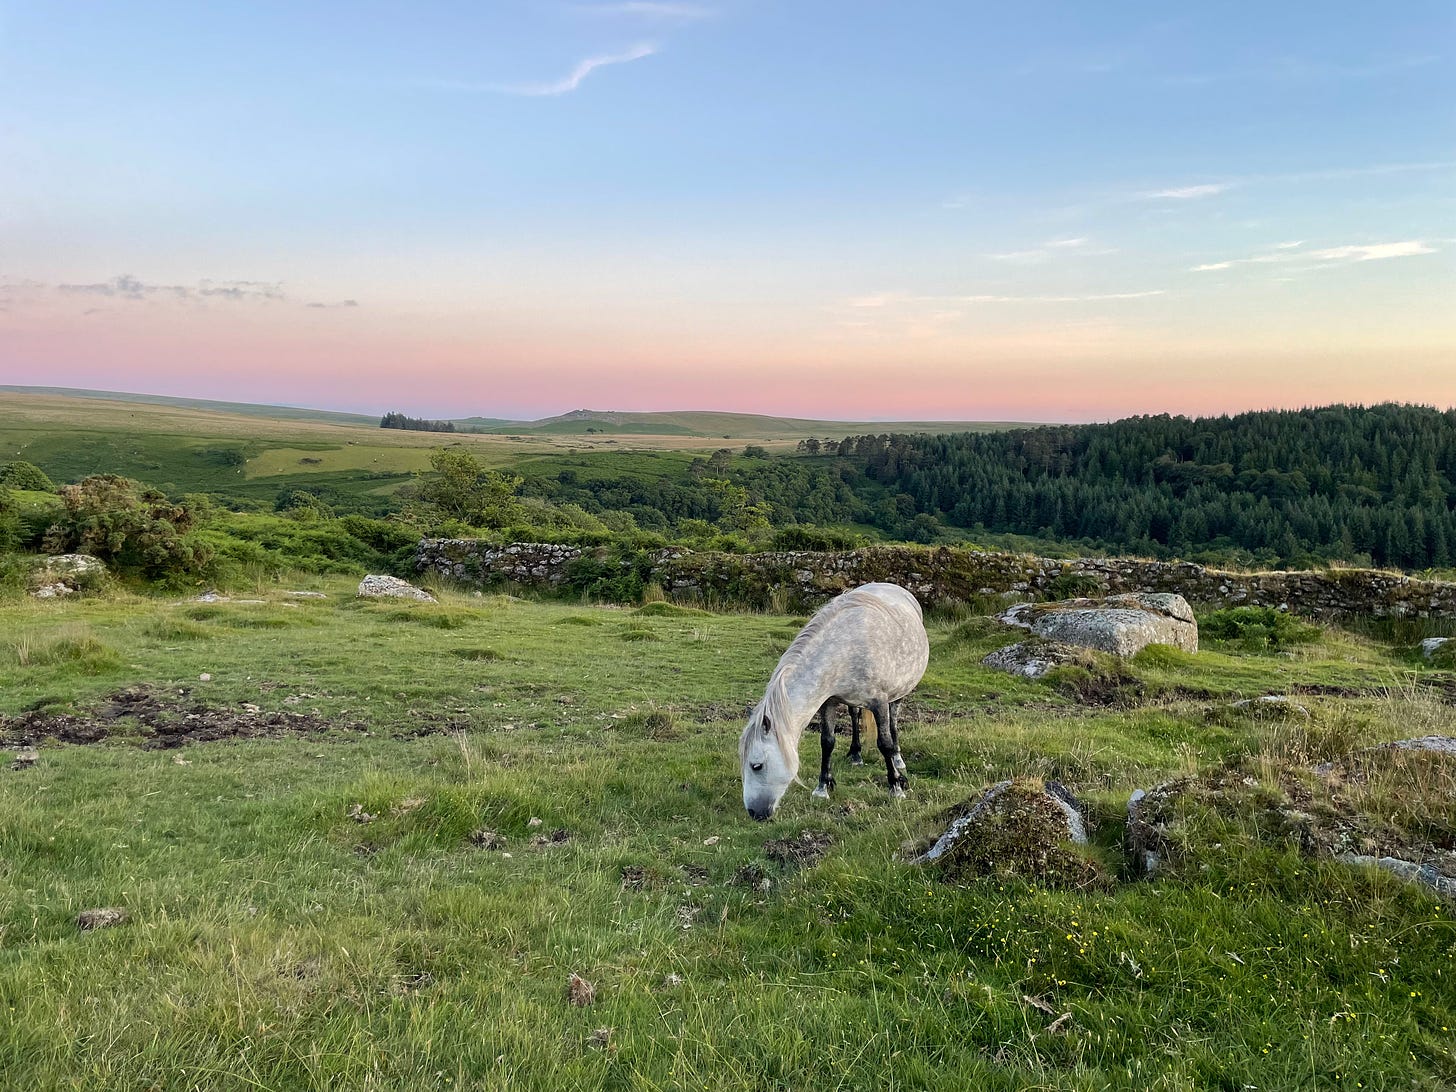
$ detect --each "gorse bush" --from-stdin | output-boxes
[0,461,55,491]
[1199,606,1323,650]
[41,475,212,580]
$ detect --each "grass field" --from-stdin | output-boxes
[1,580,1452,1090]
[0,389,1021,524]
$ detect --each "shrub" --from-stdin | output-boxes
[0,489,19,553]
[42,475,211,580]
[276,490,335,520]
[1199,606,1322,651]
[0,461,54,491]
[563,545,653,602]
[338,515,419,554]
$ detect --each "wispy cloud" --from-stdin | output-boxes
[576,2,714,18]
[988,237,1117,263]
[56,274,287,302]
[494,43,657,96]
[1141,183,1230,200]
[12,273,361,311]
[1191,239,1437,272]
[1308,241,1436,262]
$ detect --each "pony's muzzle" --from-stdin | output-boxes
[745,803,774,822]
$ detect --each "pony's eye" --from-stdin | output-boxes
[750,762,764,773]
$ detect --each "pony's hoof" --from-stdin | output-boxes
[848,754,864,766]
[811,786,831,800]
[889,785,907,800]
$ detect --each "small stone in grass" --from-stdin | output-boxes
[589,1027,613,1048]
[199,673,212,682]
[528,816,543,828]
[347,803,376,823]
[470,829,504,849]
[567,973,596,1006]
[77,907,127,931]
[11,749,39,770]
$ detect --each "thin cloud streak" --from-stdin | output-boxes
[1142,183,1229,200]
[988,237,1116,262]
[495,43,657,96]
[1191,239,1437,272]
[55,274,287,302]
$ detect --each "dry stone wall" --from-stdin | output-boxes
[415,538,1456,620]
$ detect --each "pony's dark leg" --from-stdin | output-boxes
[812,701,836,799]
[870,698,908,798]
[847,706,865,766]
[888,699,908,789]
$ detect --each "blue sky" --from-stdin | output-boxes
[1,1,1452,419]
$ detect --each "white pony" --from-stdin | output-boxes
[739,582,929,821]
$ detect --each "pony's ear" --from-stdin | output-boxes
[761,715,772,734]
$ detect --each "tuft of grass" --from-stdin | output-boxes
[7,624,123,673]
[450,647,503,661]
[634,601,710,618]
[618,624,662,642]
[381,607,474,629]
[137,616,213,641]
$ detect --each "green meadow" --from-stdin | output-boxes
[1,580,1452,1091]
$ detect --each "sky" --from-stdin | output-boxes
[1,1,1453,422]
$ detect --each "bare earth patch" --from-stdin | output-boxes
[0,686,366,748]
[763,829,834,868]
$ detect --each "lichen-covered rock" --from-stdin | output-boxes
[358,575,436,602]
[76,907,127,930]
[30,553,107,598]
[998,593,1198,657]
[982,640,1090,679]
[1420,637,1453,666]
[43,554,106,577]
[915,779,1104,888]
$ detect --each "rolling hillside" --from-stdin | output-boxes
[470,407,1033,439]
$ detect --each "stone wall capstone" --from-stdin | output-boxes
[415,538,1456,620]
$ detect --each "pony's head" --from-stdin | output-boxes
[739,700,798,821]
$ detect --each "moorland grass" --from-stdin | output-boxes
[0,582,1452,1090]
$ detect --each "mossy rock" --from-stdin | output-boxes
[916,778,1108,890]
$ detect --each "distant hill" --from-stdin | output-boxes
[0,386,387,427]
[1,388,1029,440]
[471,408,1030,439]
